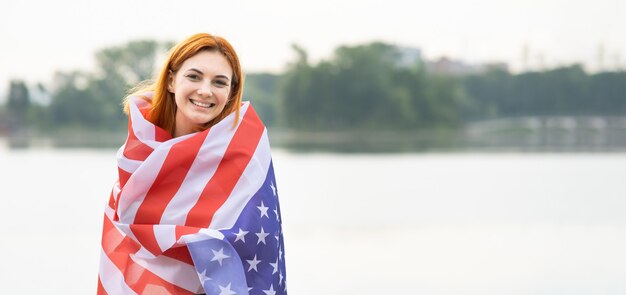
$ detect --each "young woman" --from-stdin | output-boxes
[98,33,287,295]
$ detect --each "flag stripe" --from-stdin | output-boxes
[102,215,195,294]
[117,147,142,173]
[123,121,154,161]
[184,106,265,228]
[118,133,198,224]
[97,277,107,295]
[159,103,249,225]
[117,145,171,224]
[129,224,162,256]
[128,97,159,148]
[163,246,194,265]
[155,125,172,142]
[118,167,132,189]
[175,226,202,242]
[155,224,177,253]
[133,130,209,224]
[98,249,136,295]
[107,190,116,210]
[209,129,271,230]
[131,250,202,293]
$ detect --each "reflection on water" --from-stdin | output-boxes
[0,150,625,294]
[4,115,626,153]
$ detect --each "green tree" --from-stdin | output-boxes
[6,80,30,131]
[281,43,416,130]
[47,39,173,131]
[280,44,316,128]
[462,68,511,119]
[244,73,281,126]
[588,71,626,114]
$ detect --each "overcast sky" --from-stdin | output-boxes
[1,0,625,89]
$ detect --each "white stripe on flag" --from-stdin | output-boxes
[99,249,137,295]
[128,98,159,149]
[104,206,115,220]
[117,128,199,224]
[112,222,154,259]
[159,103,251,225]
[112,182,121,205]
[154,224,177,253]
[116,145,142,173]
[180,228,225,244]
[130,252,202,293]
[209,128,271,230]
[116,145,169,224]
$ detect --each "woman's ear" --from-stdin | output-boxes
[167,71,175,93]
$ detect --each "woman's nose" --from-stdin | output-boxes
[197,82,212,96]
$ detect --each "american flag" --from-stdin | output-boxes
[98,94,287,294]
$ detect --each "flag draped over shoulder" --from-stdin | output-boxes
[98,94,287,295]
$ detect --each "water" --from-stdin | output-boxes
[0,149,625,294]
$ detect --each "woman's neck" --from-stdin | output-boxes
[173,122,195,138]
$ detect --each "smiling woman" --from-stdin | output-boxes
[168,51,234,137]
[123,33,244,136]
[99,33,288,295]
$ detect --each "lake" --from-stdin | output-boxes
[0,148,624,294]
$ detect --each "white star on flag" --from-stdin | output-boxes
[269,257,278,275]
[246,254,261,272]
[273,207,280,222]
[270,182,276,196]
[257,201,269,218]
[263,284,277,295]
[234,228,248,243]
[198,268,212,283]
[211,248,230,266]
[218,282,236,295]
[256,227,269,245]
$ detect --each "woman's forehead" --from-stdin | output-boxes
[179,51,232,77]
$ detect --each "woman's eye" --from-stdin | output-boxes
[214,80,229,87]
[186,74,200,80]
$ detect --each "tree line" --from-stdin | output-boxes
[2,39,625,135]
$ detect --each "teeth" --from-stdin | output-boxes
[190,99,214,108]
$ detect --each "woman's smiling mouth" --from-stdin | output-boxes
[189,98,215,108]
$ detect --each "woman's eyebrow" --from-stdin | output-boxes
[187,68,204,75]
[215,74,231,81]
[187,68,230,81]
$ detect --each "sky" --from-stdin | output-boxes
[1,0,625,92]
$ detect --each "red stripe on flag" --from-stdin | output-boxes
[155,125,172,142]
[158,226,202,265]
[101,215,194,294]
[130,224,163,256]
[185,107,265,228]
[175,225,201,241]
[107,189,116,210]
[133,131,209,225]
[118,167,132,189]
[97,277,107,295]
[123,122,154,161]
[139,104,171,142]
[163,246,195,266]
[102,216,141,256]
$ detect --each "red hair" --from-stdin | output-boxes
[124,33,244,135]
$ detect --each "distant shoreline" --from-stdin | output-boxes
[3,120,626,153]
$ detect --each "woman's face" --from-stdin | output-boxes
[168,50,233,137]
